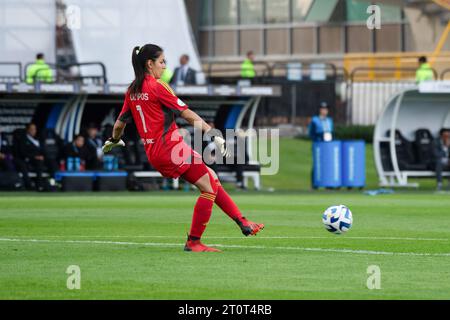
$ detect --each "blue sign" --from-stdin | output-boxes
[342,140,366,188]
[312,141,342,188]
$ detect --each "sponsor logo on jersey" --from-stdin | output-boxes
[141,138,155,145]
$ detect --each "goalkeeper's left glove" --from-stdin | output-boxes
[211,136,231,158]
[102,137,125,154]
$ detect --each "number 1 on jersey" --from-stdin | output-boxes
[136,105,148,133]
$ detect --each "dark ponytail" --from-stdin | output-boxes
[129,44,163,95]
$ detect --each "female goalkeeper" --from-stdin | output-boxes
[102,44,264,252]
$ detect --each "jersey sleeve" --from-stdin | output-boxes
[118,93,133,123]
[156,80,188,115]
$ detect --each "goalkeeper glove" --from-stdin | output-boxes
[102,137,125,154]
[211,135,231,158]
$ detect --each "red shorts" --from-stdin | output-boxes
[147,142,205,179]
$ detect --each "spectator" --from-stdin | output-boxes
[434,128,450,191]
[64,134,88,163]
[308,102,334,142]
[26,53,53,84]
[0,128,22,190]
[170,54,197,86]
[241,51,256,79]
[13,123,46,191]
[84,123,103,170]
[0,128,14,172]
[416,56,434,83]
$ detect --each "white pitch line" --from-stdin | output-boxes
[0,238,180,248]
[0,235,448,241]
[0,238,449,257]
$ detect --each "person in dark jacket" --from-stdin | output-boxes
[13,123,46,190]
[64,134,88,160]
[84,123,103,170]
[170,54,197,86]
[434,128,450,191]
[0,128,14,172]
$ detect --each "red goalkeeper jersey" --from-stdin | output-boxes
[118,74,195,178]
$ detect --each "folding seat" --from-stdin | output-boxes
[414,129,435,170]
[386,130,427,170]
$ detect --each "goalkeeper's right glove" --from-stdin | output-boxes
[102,137,125,154]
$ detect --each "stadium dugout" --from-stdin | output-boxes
[373,81,450,187]
[0,61,281,191]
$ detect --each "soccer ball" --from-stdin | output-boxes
[322,205,353,234]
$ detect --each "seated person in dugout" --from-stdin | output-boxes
[63,134,89,169]
[13,123,47,191]
[434,128,450,191]
[84,123,103,170]
[0,127,14,173]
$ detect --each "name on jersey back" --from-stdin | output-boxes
[130,93,149,101]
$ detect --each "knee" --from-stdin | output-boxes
[196,172,218,194]
[209,172,218,194]
[207,167,221,188]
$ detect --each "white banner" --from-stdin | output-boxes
[66,0,201,84]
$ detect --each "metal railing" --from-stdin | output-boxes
[441,69,450,80]
[268,62,340,79]
[205,61,272,78]
[24,61,108,84]
[350,66,438,82]
[0,62,23,82]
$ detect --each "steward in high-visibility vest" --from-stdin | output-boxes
[415,56,434,83]
[241,51,256,78]
[26,53,53,84]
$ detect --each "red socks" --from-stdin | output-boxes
[215,182,243,222]
[189,192,216,239]
[186,172,244,240]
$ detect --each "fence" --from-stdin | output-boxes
[349,81,417,125]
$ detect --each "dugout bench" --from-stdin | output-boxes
[1,80,280,191]
[374,83,450,187]
[54,171,128,191]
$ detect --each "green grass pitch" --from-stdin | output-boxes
[1,192,449,299]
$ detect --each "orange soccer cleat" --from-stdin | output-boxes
[235,217,265,236]
[184,239,222,252]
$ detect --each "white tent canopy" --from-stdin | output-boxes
[66,0,202,84]
[0,0,56,71]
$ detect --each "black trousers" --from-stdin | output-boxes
[435,159,450,183]
[0,156,15,172]
[14,158,45,190]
